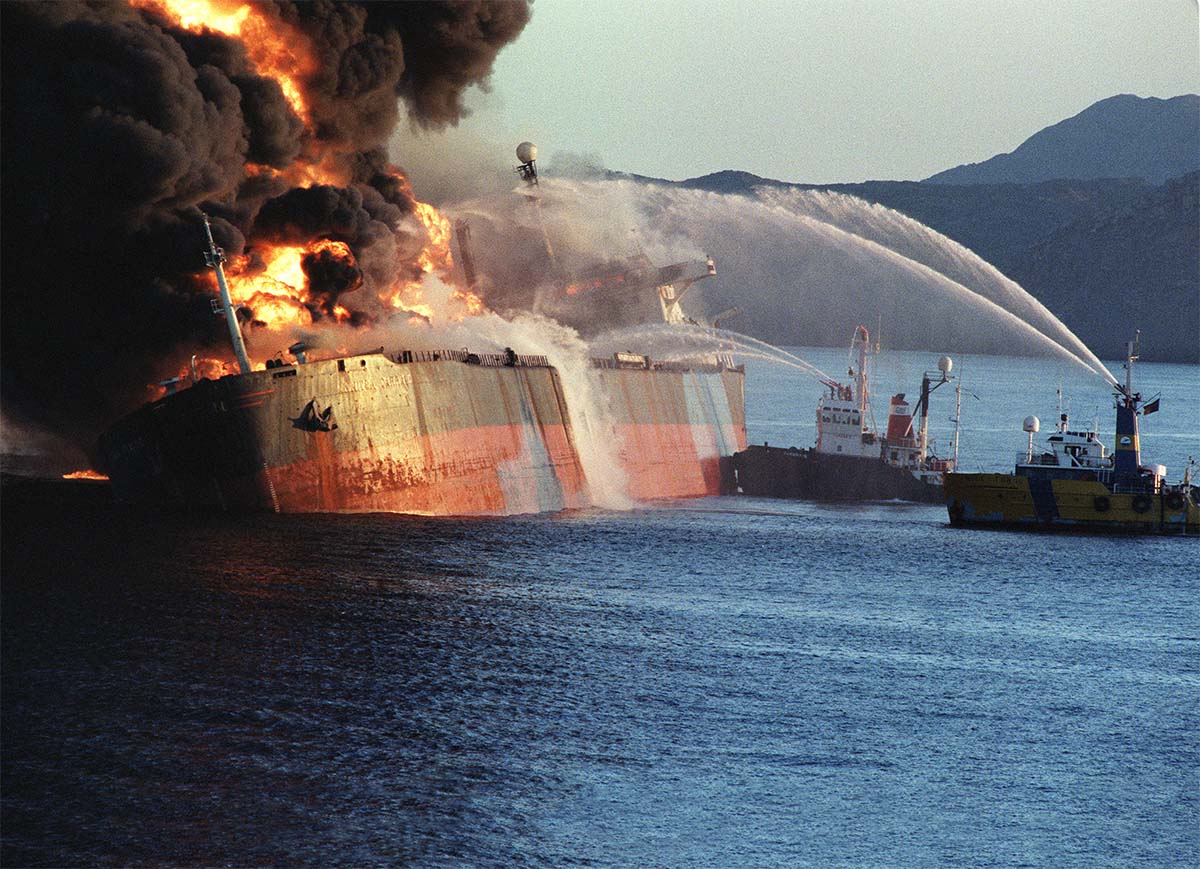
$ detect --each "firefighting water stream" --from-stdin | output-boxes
[448,178,1118,387]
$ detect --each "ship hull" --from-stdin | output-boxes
[597,364,746,500]
[727,445,943,502]
[944,473,1200,534]
[99,352,746,515]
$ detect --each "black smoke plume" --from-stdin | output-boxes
[0,0,530,459]
[302,247,365,320]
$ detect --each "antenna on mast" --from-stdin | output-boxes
[202,213,252,375]
[1123,329,1140,401]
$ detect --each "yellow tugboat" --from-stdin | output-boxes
[945,336,1199,535]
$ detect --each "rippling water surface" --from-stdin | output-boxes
[3,354,1198,867]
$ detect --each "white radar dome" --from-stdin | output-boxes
[1023,416,1040,433]
[516,142,537,164]
[938,355,953,374]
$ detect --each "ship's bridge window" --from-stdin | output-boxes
[822,415,830,423]
[337,360,346,372]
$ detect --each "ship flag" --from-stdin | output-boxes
[1143,396,1161,416]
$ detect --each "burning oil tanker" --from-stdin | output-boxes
[3,1,747,513]
[98,155,748,515]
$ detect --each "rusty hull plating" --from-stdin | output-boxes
[99,350,747,515]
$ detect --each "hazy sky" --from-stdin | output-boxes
[403,0,1199,189]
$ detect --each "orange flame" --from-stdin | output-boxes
[224,243,313,332]
[63,469,109,481]
[217,239,363,332]
[414,201,453,276]
[390,200,487,320]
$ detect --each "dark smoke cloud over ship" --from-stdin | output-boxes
[1,0,530,451]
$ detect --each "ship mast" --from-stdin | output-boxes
[1123,330,1139,399]
[202,214,251,375]
[1113,330,1142,481]
[951,379,962,469]
[851,325,870,415]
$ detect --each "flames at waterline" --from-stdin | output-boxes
[63,469,110,481]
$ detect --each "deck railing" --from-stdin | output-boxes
[589,355,741,374]
[387,349,551,368]
[386,348,743,374]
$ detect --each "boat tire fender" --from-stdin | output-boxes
[1165,491,1185,511]
[948,499,965,523]
[1131,494,1152,514]
[1093,495,1110,513]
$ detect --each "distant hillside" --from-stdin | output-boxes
[924,94,1200,185]
[1007,171,1199,362]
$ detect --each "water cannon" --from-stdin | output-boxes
[288,341,310,364]
[711,307,743,330]
[515,141,538,186]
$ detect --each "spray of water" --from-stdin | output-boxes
[593,323,834,383]
[463,313,633,510]
[449,179,1119,388]
[787,212,1120,386]
[756,187,1119,385]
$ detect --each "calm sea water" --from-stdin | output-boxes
[2,353,1198,867]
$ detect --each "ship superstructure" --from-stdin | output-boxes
[729,326,955,502]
